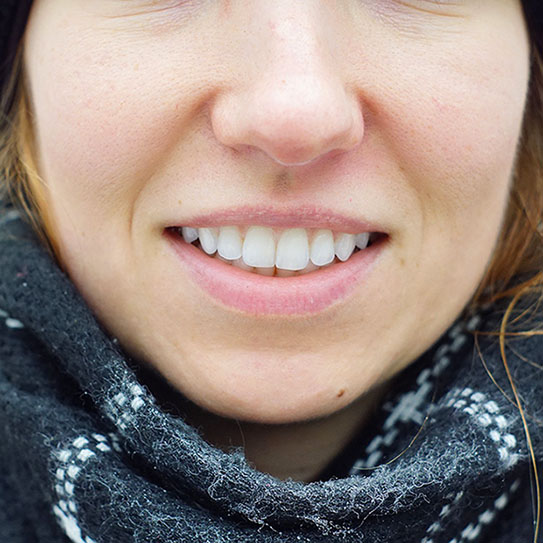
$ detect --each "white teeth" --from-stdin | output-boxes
[334,233,356,262]
[232,256,254,271]
[242,226,276,268]
[276,268,298,277]
[215,253,230,263]
[182,226,199,244]
[198,227,219,255]
[180,225,377,275]
[217,226,243,260]
[355,232,370,250]
[276,228,309,271]
[298,260,320,275]
[310,229,335,266]
[255,266,275,276]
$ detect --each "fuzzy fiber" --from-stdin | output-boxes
[0,202,543,543]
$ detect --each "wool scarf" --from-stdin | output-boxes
[0,203,542,543]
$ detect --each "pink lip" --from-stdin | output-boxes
[164,229,387,316]
[165,204,386,235]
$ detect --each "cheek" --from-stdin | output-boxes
[24,25,211,232]
[383,38,529,241]
[30,63,175,222]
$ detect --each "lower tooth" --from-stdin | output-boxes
[275,268,298,277]
[255,266,275,276]
[214,252,250,270]
[321,259,337,269]
[215,253,231,264]
[297,260,320,275]
[200,241,357,276]
[232,257,254,271]
[213,251,322,276]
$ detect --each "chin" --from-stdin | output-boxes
[179,376,358,425]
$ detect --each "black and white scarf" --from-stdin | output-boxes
[1,203,542,543]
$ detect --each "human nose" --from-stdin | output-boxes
[210,3,364,167]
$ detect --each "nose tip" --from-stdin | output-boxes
[211,75,364,167]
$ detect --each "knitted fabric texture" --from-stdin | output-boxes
[0,202,543,543]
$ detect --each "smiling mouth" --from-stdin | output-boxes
[166,225,387,277]
[165,224,388,314]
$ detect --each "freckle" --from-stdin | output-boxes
[337,389,345,398]
[178,200,182,205]
[399,258,405,267]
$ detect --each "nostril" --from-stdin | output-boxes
[210,78,365,167]
[244,127,357,167]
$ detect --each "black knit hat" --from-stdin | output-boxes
[0,0,541,112]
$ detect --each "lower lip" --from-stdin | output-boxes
[164,230,386,315]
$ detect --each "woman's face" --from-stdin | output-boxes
[24,1,530,423]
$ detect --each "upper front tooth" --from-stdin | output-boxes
[355,232,370,250]
[242,226,276,267]
[198,227,219,254]
[310,229,335,266]
[182,226,199,243]
[276,228,309,271]
[217,226,243,260]
[334,233,356,262]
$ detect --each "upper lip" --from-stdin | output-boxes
[166,205,387,234]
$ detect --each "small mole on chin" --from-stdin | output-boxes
[337,389,345,398]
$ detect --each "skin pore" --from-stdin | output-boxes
[23,1,530,481]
